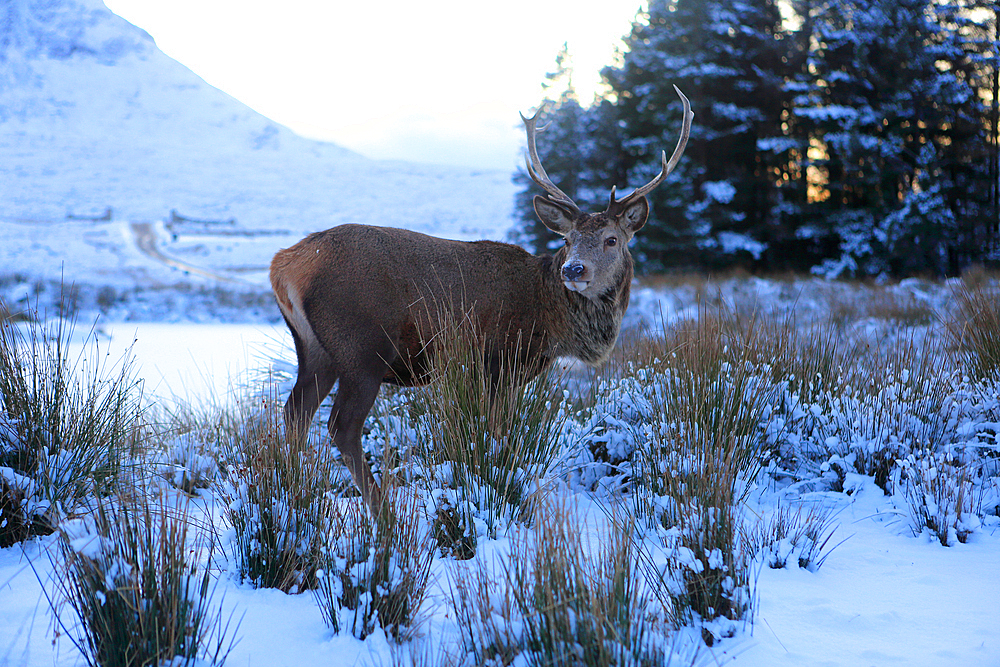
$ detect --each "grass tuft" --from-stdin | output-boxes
[895,448,980,546]
[449,558,522,665]
[514,503,674,665]
[945,280,1000,381]
[589,302,775,636]
[0,471,32,547]
[313,485,434,640]
[802,334,950,493]
[216,385,337,592]
[740,502,840,571]
[451,498,686,666]
[0,303,144,545]
[51,491,238,667]
[406,309,570,543]
[156,433,220,495]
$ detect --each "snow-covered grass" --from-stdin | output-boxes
[388,310,572,547]
[214,390,336,595]
[50,490,236,667]
[311,485,435,643]
[0,312,144,546]
[945,274,1000,383]
[3,280,1000,667]
[449,496,687,666]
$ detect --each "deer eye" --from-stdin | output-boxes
[605,236,618,247]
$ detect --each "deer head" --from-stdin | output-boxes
[521,85,693,298]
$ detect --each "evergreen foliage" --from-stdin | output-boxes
[802,0,991,277]
[605,0,788,271]
[513,0,1000,277]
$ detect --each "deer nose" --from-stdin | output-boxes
[562,262,586,281]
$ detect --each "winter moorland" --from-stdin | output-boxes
[1,1,999,666]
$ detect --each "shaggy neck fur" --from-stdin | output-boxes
[541,248,633,366]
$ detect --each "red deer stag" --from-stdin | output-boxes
[270,86,693,512]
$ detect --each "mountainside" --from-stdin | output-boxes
[0,0,515,296]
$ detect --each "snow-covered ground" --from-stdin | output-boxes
[2,1,999,666]
[3,466,998,666]
[1,0,516,321]
[3,289,999,666]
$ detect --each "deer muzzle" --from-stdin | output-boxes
[562,261,589,293]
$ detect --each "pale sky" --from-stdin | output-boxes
[103,0,647,170]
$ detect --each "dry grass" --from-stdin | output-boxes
[406,309,570,544]
[827,283,935,327]
[51,491,237,667]
[944,280,1000,381]
[866,290,935,326]
[215,385,338,592]
[562,303,776,636]
[762,320,855,407]
[958,263,999,291]
[636,270,718,297]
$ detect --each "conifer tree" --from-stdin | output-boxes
[603,0,788,271]
[802,0,995,276]
[931,0,1000,270]
[511,0,999,275]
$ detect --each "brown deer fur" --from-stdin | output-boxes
[270,89,692,512]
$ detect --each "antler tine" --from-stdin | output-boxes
[615,85,694,205]
[521,106,581,213]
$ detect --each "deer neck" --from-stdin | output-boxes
[542,248,633,366]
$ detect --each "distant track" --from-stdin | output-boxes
[129,222,240,283]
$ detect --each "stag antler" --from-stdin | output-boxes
[611,85,694,208]
[521,105,581,214]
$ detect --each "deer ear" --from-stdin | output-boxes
[533,196,575,235]
[618,197,649,233]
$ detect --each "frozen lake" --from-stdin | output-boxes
[66,322,295,408]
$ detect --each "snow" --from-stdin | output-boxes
[4,276,999,666]
[2,1,999,666]
[702,180,737,205]
[716,231,766,259]
[0,32,516,317]
[1,0,517,305]
[734,481,1000,666]
[66,322,291,406]
[795,104,859,122]
[3,480,998,665]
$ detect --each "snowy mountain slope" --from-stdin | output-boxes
[0,0,517,301]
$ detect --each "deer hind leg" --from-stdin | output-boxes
[282,313,339,442]
[285,365,338,442]
[328,374,383,513]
